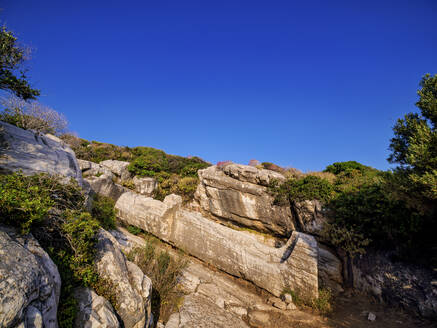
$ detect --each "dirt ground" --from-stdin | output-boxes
[326,294,436,328]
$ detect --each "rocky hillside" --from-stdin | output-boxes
[1,121,436,328]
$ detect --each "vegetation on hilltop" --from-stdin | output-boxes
[60,134,210,201]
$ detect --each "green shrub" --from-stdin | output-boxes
[0,172,54,233]
[270,175,335,206]
[127,225,142,235]
[128,242,187,322]
[91,195,116,230]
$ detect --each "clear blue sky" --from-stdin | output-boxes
[2,0,436,171]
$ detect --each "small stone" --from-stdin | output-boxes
[368,312,376,321]
[273,301,287,310]
[286,302,297,310]
[268,296,282,305]
[283,293,293,304]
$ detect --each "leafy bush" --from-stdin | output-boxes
[0,172,54,233]
[91,194,116,230]
[324,160,373,175]
[270,175,335,206]
[154,175,199,202]
[128,241,187,322]
[127,225,142,235]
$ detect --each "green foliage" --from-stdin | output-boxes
[91,194,116,230]
[324,160,372,175]
[154,175,199,202]
[0,172,54,233]
[127,225,142,235]
[0,26,40,99]
[128,241,187,322]
[270,175,335,205]
[0,172,120,322]
[310,288,333,315]
[388,74,437,208]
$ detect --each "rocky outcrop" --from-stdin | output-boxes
[100,160,132,182]
[292,200,327,235]
[132,176,157,196]
[0,226,61,328]
[73,288,120,328]
[95,229,152,328]
[0,121,82,184]
[195,165,295,236]
[115,192,319,300]
[83,173,128,201]
[78,159,112,177]
[352,252,437,319]
[318,245,344,294]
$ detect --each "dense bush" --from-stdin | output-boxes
[91,194,116,230]
[0,172,118,325]
[154,175,198,202]
[270,175,335,206]
[127,236,187,322]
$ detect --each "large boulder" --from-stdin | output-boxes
[83,174,128,201]
[73,288,120,328]
[78,159,112,178]
[115,192,319,300]
[0,121,82,185]
[0,226,61,328]
[132,176,157,196]
[95,229,152,328]
[100,160,132,182]
[194,165,295,236]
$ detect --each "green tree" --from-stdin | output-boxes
[0,26,40,99]
[388,74,437,211]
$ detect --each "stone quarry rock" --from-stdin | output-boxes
[78,159,112,177]
[318,245,344,294]
[248,311,270,327]
[0,226,61,328]
[0,121,82,185]
[95,229,152,328]
[115,192,319,300]
[132,176,157,196]
[166,294,249,328]
[84,173,128,201]
[195,165,295,236]
[292,200,327,235]
[73,287,120,328]
[100,160,132,181]
[221,163,286,186]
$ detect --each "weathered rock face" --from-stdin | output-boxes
[352,252,437,319]
[115,192,319,300]
[165,294,249,328]
[83,174,128,201]
[73,288,120,328]
[318,245,344,294]
[132,176,157,196]
[95,229,152,328]
[78,159,112,177]
[195,165,295,236]
[292,200,327,235]
[0,226,61,328]
[100,160,132,182]
[0,121,82,185]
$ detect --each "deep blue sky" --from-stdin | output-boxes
[2,1,436,171]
